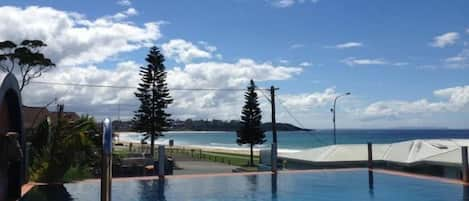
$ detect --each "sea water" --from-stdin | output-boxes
[117,129,469,152]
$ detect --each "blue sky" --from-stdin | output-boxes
[1,0,468,128]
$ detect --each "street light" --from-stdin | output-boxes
[330,92,351,145]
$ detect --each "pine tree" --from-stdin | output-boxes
[237,80,266,166]
[132,46,173,159]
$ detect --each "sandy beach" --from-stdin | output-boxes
[115,132,300,156]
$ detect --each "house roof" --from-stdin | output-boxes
[22,106,49,129]
[22,105,80,129]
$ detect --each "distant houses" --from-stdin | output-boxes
[23,105,80,132]
[112,119,312,132]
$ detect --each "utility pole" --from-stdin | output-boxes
[270,86,279,173]
[332,99,336,144]
[51,104,64,159]
[116,101,121,133]
[117,101,120,121]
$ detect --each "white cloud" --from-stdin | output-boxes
[430,32,460,48]
[168,59,302,88]
[279,59,289,64]
[162,39,213,63]
[360,85,469,121]
[109,8,138,21]
[360,100,447,121]
[299,62,312,67]
[271,0,319,8]
[434,86,469,109]
[444,48,469,69]
[198,41,217,52]
[393,62,409,66]
[341,57,387,66]
[23,61,141,117]
[332,42,363,49]
[24,58,303,120]
[125,8,137,15]
[166,59,302,119]
[117,0,132,6]
[446,56,466,62]
[280,88,337,111]
[289,43,304,49]
[0,6,161,66]
[272,0,296,7]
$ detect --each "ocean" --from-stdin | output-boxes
[117,129,469,153]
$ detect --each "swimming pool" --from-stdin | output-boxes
[21,170,469,201]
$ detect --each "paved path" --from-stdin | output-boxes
[170,152,240,175]
[174,161,239,175]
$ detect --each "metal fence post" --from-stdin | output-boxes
[368,142,373,169]
[158,145,165,177]
[368,142,374,191]
[101,118,112,201]
[462,146,468,182]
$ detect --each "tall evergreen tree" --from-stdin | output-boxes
[132,46,173,159]
[237,80,266,166]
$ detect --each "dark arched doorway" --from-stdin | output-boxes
[0,73,24,201]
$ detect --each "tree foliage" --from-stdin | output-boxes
[0,40,55,91]
[132,46,173,158]
[237,80,266,166]
[29,115,99,182]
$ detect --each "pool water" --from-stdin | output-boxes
[21,170,469,201]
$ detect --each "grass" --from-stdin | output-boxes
[113,146,261,168]
[62,166,93,182]
[113,148,131,158]
[169,148,260,167]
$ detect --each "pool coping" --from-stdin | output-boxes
[20,167,469,198]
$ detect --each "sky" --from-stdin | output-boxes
[0,0,468,129]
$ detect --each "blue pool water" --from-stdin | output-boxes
[21,170,469,201]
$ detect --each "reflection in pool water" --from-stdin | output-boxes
[21,170,469,201]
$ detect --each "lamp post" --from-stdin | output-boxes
[330,92,351,145]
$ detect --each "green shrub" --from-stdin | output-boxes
[29,115,100,182]
[62,166,93,182]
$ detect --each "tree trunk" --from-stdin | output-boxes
[250,144,254,167]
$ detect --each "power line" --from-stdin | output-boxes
[31,81,133,89]
[277,99,306,129]
[31,80,328,144]
[257,87,272,103]
[258,88,327,146]
[274,94,329,146]
[30,81,271,91]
